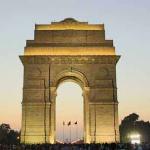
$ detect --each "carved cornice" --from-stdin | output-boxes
[26,42,113,47]
[22,102,51,106]
[20,55,120,65]
[89,102,119,105]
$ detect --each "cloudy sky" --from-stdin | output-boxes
[0,0,150,141]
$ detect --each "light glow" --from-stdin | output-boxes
[24,47,116,56]
[130,134,141,144]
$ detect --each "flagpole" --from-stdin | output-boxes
[63,123,64,143]
[75,121,78,140]
[76,123,78,140]
[70,124,71,143]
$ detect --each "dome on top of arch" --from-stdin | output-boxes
[51,18,88,24]
[61,18,79,23]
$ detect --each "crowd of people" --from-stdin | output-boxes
[0,143,150,150]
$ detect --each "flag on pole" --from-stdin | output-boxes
[68,121,71,126]
[74,121,77,125]
[63,121,65,126]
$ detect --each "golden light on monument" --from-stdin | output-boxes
[20,18,120,144]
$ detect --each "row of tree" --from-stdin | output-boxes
[0,113,150,144]
[0,124,20,144]
[119,113,150,143]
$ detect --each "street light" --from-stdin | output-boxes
[129,134,141,144]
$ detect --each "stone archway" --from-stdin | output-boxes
[20,18,120,144]
[50,69,90,143]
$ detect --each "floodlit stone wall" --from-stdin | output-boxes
[20,18,120,144]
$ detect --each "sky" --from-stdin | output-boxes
[0,0,150,141]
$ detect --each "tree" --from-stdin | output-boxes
[120,113,150,143]
[0,123,20,144]
[123,113,139,123]
[7,129,20,144]
[0,124,10,143]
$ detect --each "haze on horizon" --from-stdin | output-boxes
[0,0,150,137]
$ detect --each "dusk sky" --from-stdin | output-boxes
[0,0,150,141]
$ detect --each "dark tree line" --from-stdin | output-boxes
[0,123,20,144]
[119,113,150,143]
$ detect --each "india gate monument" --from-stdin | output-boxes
[20,18,120,144]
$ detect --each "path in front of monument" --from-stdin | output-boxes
[0,143,149,150]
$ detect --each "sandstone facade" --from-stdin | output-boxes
[20,18,120,144]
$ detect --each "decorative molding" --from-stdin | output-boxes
[20,55,120,65]
[89,102,118,105]
[52,69,89,87]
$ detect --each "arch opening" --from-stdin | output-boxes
[56,81,84,143]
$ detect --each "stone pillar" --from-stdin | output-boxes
[50,87,57,143]
[21,102,51,144]
[82,87,90,143]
